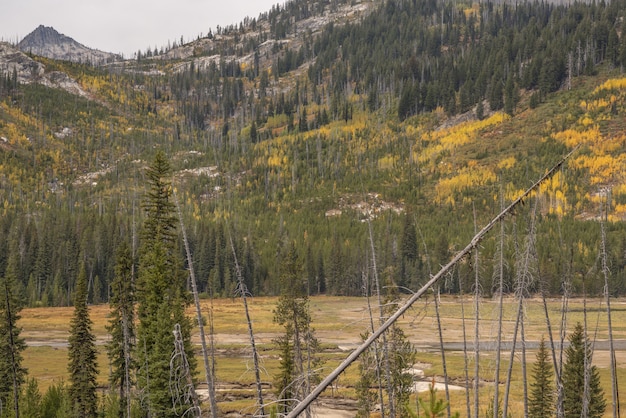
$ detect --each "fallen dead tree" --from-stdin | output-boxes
[287,146,579,417]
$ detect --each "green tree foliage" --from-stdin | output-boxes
[528,336,555,418]
[40,382,71,418]
[21,378,42,418]
[273,243,322,414]
[382,271,417,417]
[355,332,378,418]
[67,262,99,417]
[0,245,27,416]
[106,241,136,416]
[136,151,196,416]
[418,380,458,418]
[562,322,606,418]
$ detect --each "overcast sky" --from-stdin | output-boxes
[1,0,282,58]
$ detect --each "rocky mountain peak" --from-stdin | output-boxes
[18,25,121,65]
[19,25,70,48]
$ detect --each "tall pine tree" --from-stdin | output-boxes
[106,241,136,416]
[68,262,99,417]
[136,151,196,416]
[0,246,27,417]
[562,322,606,418]
[528,336,554,418]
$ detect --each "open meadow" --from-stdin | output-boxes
[20,295,626,416]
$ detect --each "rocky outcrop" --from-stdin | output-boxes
[0,42,90,98]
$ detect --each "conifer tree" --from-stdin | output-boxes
[355,332,377,418]
[0,248,27,417]
[68,262,99,417]
[21,377,42,418]
[106,241,135,416]
[528,336,554,418]
[382,270,417,417]
[273,243,321,415]
[562,322,606,418]
[136,151,196,416]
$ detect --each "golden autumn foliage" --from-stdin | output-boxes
[592,77,626,94]
[416,112,510,167]
[435,164,496,205]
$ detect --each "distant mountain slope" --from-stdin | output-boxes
[18,25,120,65]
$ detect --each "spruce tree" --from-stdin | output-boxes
[0,248,27,417]
[528,336,554,418]
[106,241,135,416]
[562,322,606,418]
[136,151,196,416]
[67,262,99,417]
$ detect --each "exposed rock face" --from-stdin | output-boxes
[0,42,45,83]
[18,25,121,65]
[0,42,90,97]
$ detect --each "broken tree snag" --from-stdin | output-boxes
[286,146,579,418]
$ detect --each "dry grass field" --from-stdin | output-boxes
[20,295,626,416]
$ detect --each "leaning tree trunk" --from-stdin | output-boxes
[434,285,452,418]
[363,256,386,418]
[173,189,217,418]
[228,232,265,416]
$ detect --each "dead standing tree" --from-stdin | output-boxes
[287,147,579,418]
[173,188,218,418]
[227,230,266,417]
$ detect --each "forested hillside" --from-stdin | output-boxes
[1,0,626,310]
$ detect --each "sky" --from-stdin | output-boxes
[1,0,282,58]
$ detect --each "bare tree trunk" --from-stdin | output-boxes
[505,199,537,418]
[459,269,472,418]
[582,280,590,418]
[434,286,451,417]
[363,258,386,418]
[556,281,569,418]
[473,210,480,418]
[520,306,528,418]
[173,189,217,417]
[493,208,505,418]
[287,148,578,417]
[421,227,451,418]
[228,232,265,416]
[502,295,521,418]
[540,274,561,418]
[366,217,393,418]
[600,211,620,418]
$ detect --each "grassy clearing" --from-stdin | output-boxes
[19,295,626,416]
